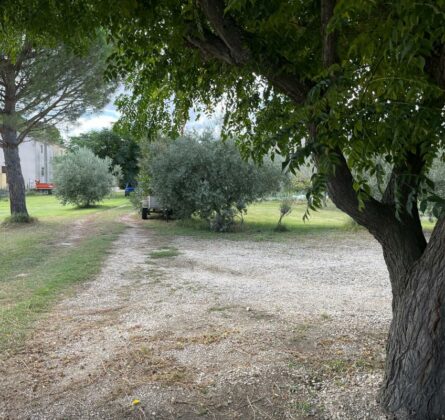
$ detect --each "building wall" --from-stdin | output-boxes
[0,139,64,189]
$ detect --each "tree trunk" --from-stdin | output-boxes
[324,149,445,419]
[2,136,29,217]
[379,218,445,419]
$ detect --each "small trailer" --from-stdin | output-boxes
[35,179,54,194]
[141,196,173,220]
[141,196,162,219]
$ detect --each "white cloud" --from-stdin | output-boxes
[62,88,224,140]
[64,113,119,138]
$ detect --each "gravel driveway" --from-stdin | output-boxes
[0,217,392,419]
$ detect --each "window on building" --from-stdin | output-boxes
[1,166,6,174]
[41,167,45,176]
[40,144,44,153]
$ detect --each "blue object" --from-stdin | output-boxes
[124,183,135,196]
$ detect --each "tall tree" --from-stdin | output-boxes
[4,0,445,417]
[68,128,140,189]
[109,3,445,417]
[0,34,115,217]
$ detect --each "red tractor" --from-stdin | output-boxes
[34,179,55,194]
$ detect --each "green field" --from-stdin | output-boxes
[145,199,435,241]
[0,193,128,222]
[145,200,356,241]
[0,194,132,352]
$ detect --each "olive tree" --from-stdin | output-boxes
[53,147,117,208]
[142,134,284,231]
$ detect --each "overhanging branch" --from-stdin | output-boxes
[197,0,250,65]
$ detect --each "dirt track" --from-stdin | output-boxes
[0,217,391,419]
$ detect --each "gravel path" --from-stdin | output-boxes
[0,218,392,419]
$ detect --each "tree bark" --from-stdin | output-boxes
[379,217,445,419]
[2,129,29,217]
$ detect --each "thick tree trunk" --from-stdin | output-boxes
[324,150,445,419]
[2,131,29,217]
[379,218,445,419]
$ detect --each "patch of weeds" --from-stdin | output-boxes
[288,360,299,370]
[197,407,210,416]
[108,345,193,387]
[353,354,384,372]
[247,308,274,321]
[324,358,349,374]
[149,246,180,259]
[320,312,332,321]
[290,323,312,342]
[138,345,152,356]
[150,367,188,384]
[292,400,314,415]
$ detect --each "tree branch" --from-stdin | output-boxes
[187,1,309,103]
[197,0,250,65]
[185,33,234,65]
[321,0,337,67]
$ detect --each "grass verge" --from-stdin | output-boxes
[0,199,131,353]
[149,247,180,259]
[0,193,128,222]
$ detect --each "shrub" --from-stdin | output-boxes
[275,199,293,231]
[141,134,285,231]
[53,147,116,207]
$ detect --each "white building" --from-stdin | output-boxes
[0,139,65,190]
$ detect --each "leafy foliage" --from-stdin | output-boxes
[0,35,115,146]
[142,133,284,231]
[69,129,140,188]
[53,148,117,208]
[4,1,445,215]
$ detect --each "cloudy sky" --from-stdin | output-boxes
[65,94,223,140]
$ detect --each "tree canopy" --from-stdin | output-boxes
[69,128,140,188]
[9,0,443,214]
[0,35,114,145]
[142,133,284,230]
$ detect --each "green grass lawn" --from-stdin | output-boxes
[0,193,128,222]
[0,194,132,352]
[145,199,435,241]
[146,200,354,241]
[245,200,348,231]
